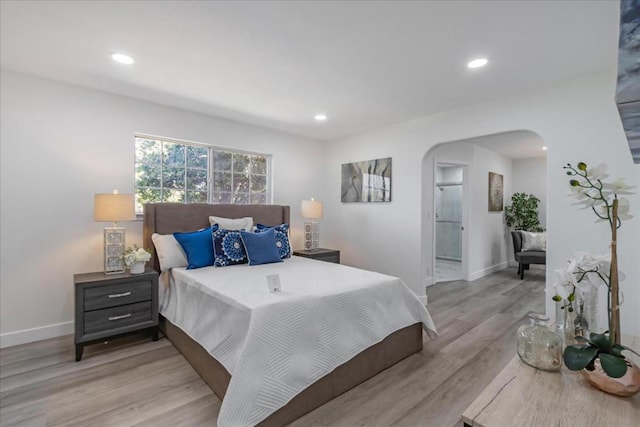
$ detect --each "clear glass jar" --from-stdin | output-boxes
[563,307,577,346]
[517,313,562,372]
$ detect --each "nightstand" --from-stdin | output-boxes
[74,269,159,361]
[293,248,340,264]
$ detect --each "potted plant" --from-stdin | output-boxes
[504,192,544,231]
[123,245,152,274]
[552,162,639,397]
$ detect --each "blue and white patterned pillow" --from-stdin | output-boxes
[255,223,291,259]
[211,225,248,267]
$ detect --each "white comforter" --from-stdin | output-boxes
[160,256,436,427]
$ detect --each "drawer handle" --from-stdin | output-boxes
[108,313,132,321]
[108,291,131,298]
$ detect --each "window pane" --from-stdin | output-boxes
[163,167,185,189]
[214,151,232,171]
[250,193,267,204]
[213,191,232,203]
[213,171,232,192]
[136,164,161,188]
[251,155,267,175]
[163,189,185,203]
[163,142,185,166]
[186,191,207,203]
[187,145,208,169]
[135,138,162,164]
[233,153,251,173]
[232,193,249,204]
[135,136,270,209]
[136,188,161,212]
[250,174,267,192]
[233,172,249,193]
[187,169,208,191]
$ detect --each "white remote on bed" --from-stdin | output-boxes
[266,274,281,293]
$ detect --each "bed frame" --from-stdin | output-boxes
[143,203,423,426]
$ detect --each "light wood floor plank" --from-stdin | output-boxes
[0,266,544,427]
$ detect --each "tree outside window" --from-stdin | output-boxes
[135,136,270,213]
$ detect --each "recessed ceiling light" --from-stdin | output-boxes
[542,146,548,151]
[111,53,134,65]
[467,58,488,69]
[314,113,328,121]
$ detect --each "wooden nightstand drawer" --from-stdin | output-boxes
[84,280,151,310]
[84,301,152,334]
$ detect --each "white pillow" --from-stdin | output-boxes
[208,216,254,231]
[151,233,188,272]
[521,231,546,252]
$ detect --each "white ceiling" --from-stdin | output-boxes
[0,1,619,141]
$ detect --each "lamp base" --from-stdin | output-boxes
[104,227,126,274]
[304,221,319,250]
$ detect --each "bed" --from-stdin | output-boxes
[143,203,436,426]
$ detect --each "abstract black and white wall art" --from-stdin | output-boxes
[616,0,640,163]
[341,157,392,202]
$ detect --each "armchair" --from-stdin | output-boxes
[511,231,546,279]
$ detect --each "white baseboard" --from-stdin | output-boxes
[424,276,435,288]
[469,261,510,282]
[0,321,73,349]
[418,295,428,306]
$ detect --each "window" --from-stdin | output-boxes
[134,136,271,213]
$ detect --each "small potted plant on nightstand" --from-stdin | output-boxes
[123,245,152,274]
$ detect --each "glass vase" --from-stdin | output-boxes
[554,301,564,337]
[517,313,562,372]
[564,306,577,346]
[580,287,599,335]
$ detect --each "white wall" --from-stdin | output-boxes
[0,70,326,347]
[468,145,513,279]
[512,157,547,228]
[425,142,513,285]
[323,70,640,336]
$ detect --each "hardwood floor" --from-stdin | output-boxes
[0,267,545,427]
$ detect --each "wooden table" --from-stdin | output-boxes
[462,335,640,427]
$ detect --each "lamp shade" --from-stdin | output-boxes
[301,198,323,219]
[94,192,136,222]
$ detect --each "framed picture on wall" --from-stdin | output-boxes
[488,172,504,211]
[341,157,392,202]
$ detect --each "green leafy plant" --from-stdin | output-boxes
[564,332,639,378]
[504,192,543,231]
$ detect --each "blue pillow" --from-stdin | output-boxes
[173,226,215,269]
[255,223,291,259]
[212,227,248,267]
[240,228,283,266]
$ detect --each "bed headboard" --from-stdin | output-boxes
[143,203,291,272]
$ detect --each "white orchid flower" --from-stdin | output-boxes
[617,197,634,221]
[578,252,610,272]
[553,268,576,297]
[586,163,609,181]
[602,178,636,195]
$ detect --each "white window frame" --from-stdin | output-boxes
[134,133,272,214]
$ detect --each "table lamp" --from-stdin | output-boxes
[94,190,136,274]
[301,198,323,250]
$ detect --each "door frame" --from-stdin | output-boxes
[432,159,470,283]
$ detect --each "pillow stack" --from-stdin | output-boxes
[152,216,291,270]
